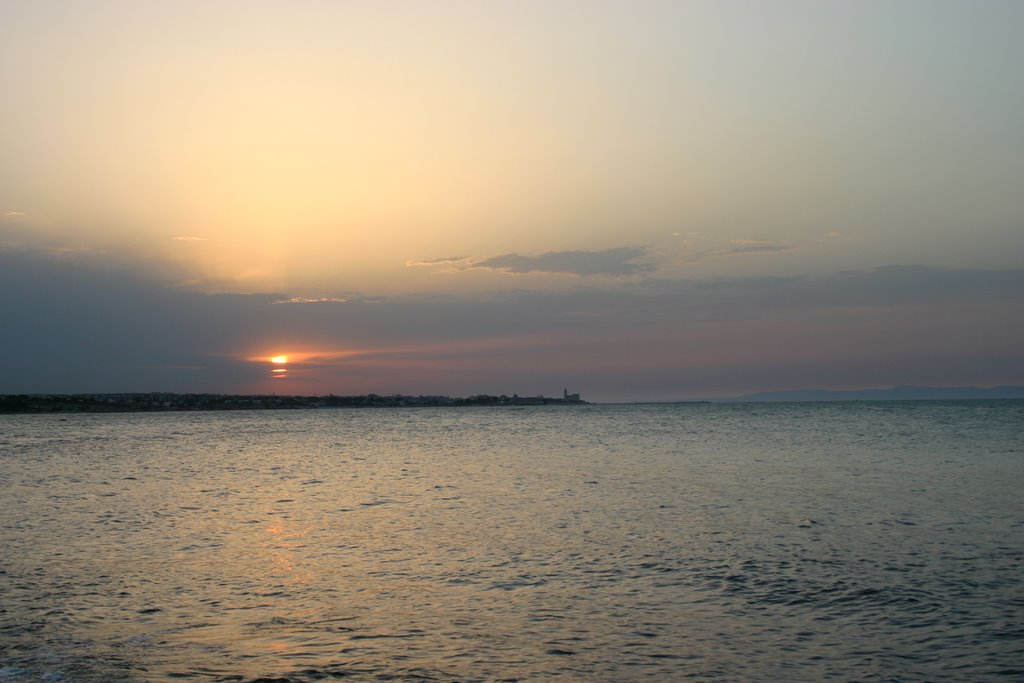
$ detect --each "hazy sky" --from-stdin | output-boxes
[2,0,1023,401]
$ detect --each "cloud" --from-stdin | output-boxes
[411,241,792,276]
[409,247,655,277]
[273,296,349,304]
[671,238,796,264]
[47,245,105,255]
[404,256,471,267]
[410,247,655,277]
[473,248,654,276]
[172,235,208,242]
[728,238,772,245]
[724,243,795,255]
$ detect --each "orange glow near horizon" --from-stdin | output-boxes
[247,348,372,367]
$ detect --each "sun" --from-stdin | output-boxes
[270,355,288,364]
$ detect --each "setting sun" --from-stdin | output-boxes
[270,355,288,364]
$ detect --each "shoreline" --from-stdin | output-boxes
[0,392,588,414]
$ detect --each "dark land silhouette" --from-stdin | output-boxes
[0,391,587,414]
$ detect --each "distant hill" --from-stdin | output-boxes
[720,385,1024,402]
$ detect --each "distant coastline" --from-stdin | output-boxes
[3,386,1023,414]
[717,385,1024,403]
[0,392,588,414]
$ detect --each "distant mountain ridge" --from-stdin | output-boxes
[721,385,1024,402]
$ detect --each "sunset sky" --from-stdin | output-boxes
[2,0,1023,401]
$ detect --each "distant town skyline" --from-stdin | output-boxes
[2,1,1023,402]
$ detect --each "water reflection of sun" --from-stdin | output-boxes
[261,518,314,583]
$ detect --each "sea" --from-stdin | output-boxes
[0,401,1021,682]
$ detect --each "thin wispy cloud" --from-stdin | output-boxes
[404,256,471,267]
[729,238,773,245]
[46,246,105,256]
[725,244,795,255]
[409,247,655,278]
[273,296,349,305]
[474,248,654,277]
[672,237,796,264]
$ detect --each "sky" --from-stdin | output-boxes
[2,0,1023,402]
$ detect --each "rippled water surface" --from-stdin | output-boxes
[1,401,1022,681]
